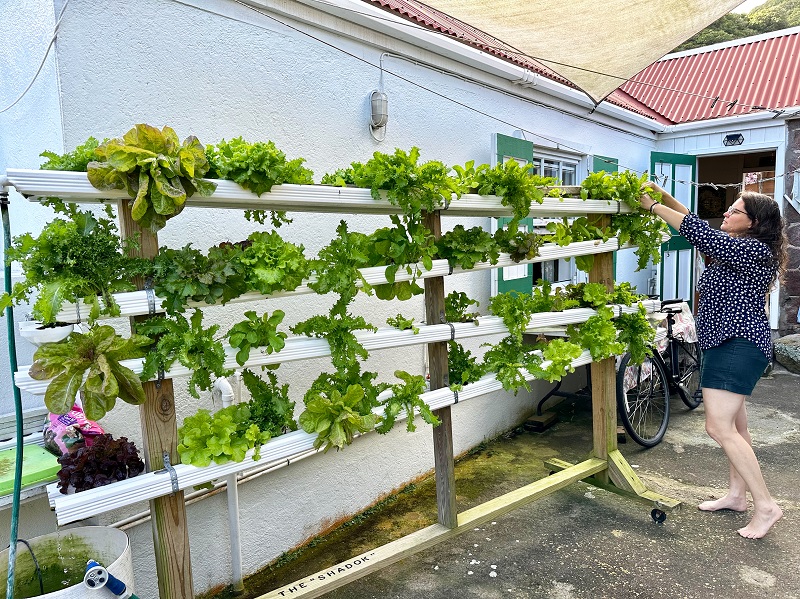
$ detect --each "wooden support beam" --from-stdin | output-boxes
[423,210,457,529]
[258,459,606,599]
[606,449,647,494]
[118,201,194,599]
[588,215,616,482]
[544,457,681,511]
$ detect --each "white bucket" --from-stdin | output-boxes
[0,526,134,598]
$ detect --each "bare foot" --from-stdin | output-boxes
[698,495,748,512]
[737,504,783,539]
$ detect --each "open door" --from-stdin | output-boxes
[651,152,696,308]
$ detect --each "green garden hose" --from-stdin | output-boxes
[1,186,24,599]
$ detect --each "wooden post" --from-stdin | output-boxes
[423,210,457,529]
[588,215,617,483]
[118,201,195,599]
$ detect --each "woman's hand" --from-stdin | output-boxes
[639,179,664,212]
[639,195,657,212]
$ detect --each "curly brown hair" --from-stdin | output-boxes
[740,191,788,283]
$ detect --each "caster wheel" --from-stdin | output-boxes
[651,509,666,524]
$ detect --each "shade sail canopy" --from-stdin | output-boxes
[418,0,747,103]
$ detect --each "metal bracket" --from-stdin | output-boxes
[155,451,180,493]
[144,276,157,315]
[156,368,165,389]
[785,171,800,215]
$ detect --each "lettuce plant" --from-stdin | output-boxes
[29,325,152,420]
[87,124,217,232]
[206,136,313,226]
[57,434,144,494]
[3,206,148,324]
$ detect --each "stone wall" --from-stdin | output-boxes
[781,119,800,335]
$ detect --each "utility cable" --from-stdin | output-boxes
[2,187,24,599]
[0,0,71,114]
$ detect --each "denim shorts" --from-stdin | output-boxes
[700,337,768,396]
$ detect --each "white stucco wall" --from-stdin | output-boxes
[0,0,660,596]
[0,0,66,414]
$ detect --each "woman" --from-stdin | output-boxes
[640,183,787,539]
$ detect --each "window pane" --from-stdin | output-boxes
[543,160,558,179]
[562,164,577,185]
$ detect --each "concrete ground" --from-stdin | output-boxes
[217,365,800,599]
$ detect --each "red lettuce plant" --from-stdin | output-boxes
[56,434,145,494]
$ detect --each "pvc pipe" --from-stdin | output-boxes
[214,375,245,595]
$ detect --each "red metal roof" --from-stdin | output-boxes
[620,27,800,124]
[365,0,657,120]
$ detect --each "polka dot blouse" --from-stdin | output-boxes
[679,213,776,361]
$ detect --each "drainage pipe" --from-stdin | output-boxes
[1,180,24,599]
[214,374,245,595]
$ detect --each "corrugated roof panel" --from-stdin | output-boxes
[621,29,800,123]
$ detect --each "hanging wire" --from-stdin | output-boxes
[6,0,796,122]
[224,0,799,189]
[0,0,72,114]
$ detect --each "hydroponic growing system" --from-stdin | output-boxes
[1,166,679,599]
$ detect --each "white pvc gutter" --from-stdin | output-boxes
[44,300,661,525]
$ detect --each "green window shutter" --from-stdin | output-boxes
[592,155,618,173]
[493,133,534,166]
[493,134,535,295]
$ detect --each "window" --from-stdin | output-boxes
[531,150,584,284]
[491,134,588,295]
[532,155,579,185]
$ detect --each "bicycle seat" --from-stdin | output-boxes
[660,298,684,313]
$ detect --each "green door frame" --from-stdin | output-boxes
[650,152,696,306]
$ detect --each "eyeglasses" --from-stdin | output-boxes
[724,206,749,217]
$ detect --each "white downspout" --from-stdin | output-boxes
[213,373,245,595]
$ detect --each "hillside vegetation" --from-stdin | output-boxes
[675,0,800,51]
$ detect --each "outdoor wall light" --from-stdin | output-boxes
[723,133,744,146]
[369,90,388,141]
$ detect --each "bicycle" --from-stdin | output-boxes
[616,298,703,447]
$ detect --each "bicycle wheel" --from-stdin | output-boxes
[616,352,670,447]
[675,341,703,409]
